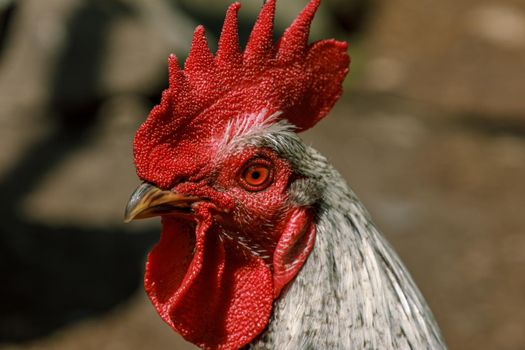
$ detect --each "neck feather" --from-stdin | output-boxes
[250,148,447,350]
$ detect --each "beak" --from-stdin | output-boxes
[124,183,201,223]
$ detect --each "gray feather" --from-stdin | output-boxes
[223,114,447,349]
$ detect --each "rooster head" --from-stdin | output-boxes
[124,0,349,348]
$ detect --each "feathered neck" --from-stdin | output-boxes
[249,147,447,349]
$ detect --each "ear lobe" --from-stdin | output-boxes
[273,208,316,298]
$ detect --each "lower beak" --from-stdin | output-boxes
[124,183,201,223]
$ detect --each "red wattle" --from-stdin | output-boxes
[144,217,274,350]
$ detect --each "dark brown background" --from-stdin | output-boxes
[1,0,524,349]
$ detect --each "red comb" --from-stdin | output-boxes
[134,0,350,189]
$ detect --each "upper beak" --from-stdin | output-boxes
[124,183,201,223]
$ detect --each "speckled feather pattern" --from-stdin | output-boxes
[235,128,447,350]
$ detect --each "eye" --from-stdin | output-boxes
[239,159,273,191]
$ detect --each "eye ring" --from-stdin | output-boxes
[238,159,273,191]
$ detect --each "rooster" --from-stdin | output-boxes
[124,0,447,349]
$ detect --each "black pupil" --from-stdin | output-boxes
[251,170,261,180]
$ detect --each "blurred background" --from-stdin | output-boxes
[0,0,524,349]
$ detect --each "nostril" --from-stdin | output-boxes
[170,177,188,190]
